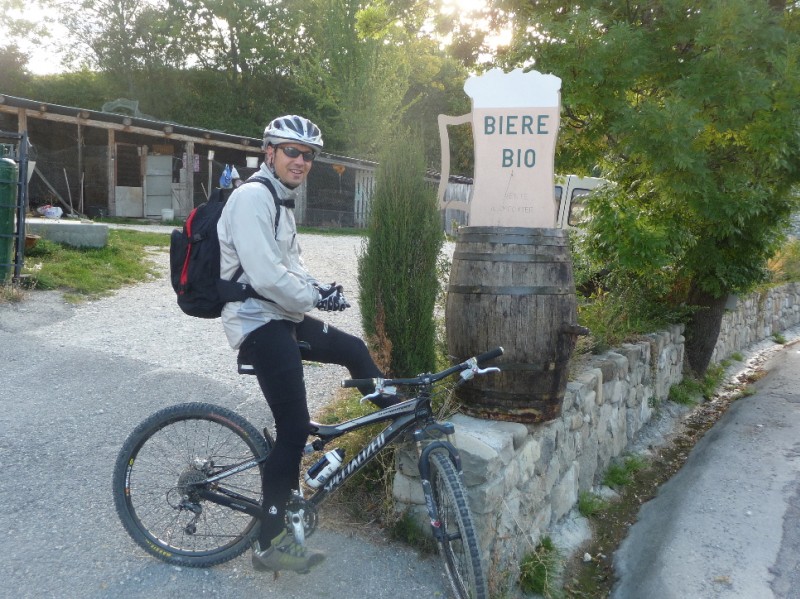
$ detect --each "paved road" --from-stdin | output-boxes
[0,291,451,599]
[613,343,800,599]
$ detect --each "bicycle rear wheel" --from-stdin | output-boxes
[112,402,270,567]
[428,449,489,599]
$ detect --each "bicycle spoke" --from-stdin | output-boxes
[113,403,270,567]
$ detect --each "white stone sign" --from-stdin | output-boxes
[438,68,562,228]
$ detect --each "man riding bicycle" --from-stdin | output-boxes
[217,115,394,574]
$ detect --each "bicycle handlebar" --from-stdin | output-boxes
[341,347,504,391]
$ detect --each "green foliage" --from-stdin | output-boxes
[668,379,702,406]
[501,0,800,374]
[6,0,472,167]
[669,362,727,405]
[388,511,438,554]
[768,237,800,283]
[577,491,609,519]
[22,230,167,299]
[314,389,391,481]
[576,284,692,353]
[519,536,562,597]
[603,455,647,489]
[358,129,444,377]
[295,0,411,158]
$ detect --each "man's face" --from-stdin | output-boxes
[267,143,315,188]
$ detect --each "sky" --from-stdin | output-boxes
[3,1,68,75]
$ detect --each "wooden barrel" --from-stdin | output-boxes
[445,226,580,423]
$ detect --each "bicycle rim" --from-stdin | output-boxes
[429,450,489,599]
[112,403,269,567]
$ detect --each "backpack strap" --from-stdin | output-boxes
[225,175,289,298]
[245,175,293,238]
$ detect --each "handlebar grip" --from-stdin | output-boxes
[475,347,504,364]
[341,378,375,389]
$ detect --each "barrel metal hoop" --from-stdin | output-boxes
[498,360,570,372]
[457,232,568,246]
[459,226,567,237]
[453,251,567,263]
[448,285,572,296]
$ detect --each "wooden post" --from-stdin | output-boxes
[107,129,116,216]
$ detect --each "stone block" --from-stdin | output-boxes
[515,437,541,480]
[452,413,528,451]
[468,475,506,514]
[27,219,109,248]
[392,471,425,505]
[550,462,579,523]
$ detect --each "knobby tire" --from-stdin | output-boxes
[112,402,270,567]
[428,450,489,599]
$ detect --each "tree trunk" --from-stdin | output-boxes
[684,283,728,377]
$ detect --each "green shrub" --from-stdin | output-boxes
[357,130,444,376]
[519,536,561,597]
[603,455,647,489]
[577,490,609,518]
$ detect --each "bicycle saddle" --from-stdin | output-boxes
[237,341,312,375]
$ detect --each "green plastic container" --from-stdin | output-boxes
[0,157,19,282]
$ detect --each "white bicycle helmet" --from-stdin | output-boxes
[262,115,323,153]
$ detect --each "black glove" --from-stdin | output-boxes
[315,282,351,312]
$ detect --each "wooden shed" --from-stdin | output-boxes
[0,94,429,225]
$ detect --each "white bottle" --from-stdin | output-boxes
[304,448,345,489]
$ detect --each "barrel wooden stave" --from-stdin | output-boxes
[446,226,578,423]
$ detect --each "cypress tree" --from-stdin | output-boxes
[358,131,444,376]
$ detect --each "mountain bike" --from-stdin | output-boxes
[112,347,503,599]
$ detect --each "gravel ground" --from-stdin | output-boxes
[27,226,392,421]
[0,226,459,599]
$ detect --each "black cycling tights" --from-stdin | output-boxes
[238,315,383,547]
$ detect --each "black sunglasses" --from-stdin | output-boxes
[279,146,316,162]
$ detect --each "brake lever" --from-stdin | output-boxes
[359,379,398,405]
[460,357,501,381]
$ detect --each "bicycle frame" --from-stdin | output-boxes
[192,391,457,520]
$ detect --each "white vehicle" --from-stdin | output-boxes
[439,173,607,234]
[554,175,607,229]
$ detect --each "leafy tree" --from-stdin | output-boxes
[0,44,34,96]
[45,0,176,92]
[289,0,414,158]
[498,0,800,375]
[358,129,444,376]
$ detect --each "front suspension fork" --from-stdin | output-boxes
[414,423,461,542]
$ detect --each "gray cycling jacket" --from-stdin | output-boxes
[217,164,320,348]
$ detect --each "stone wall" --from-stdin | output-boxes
[711,282,800,364]
[392,282,800,590]
[393,324,685,588]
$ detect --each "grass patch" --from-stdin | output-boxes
[577,490,610,519]
[520,536,562,598]
[603,455,647,489]
[669,362,727,406]
[0,282,26,303]
[387,510,438,554]
[768,237,800,283]
[575,287,688,354]
[773,332,787,345]
[22,230,169,301]
[669,378,703,405]
[310,388,397,523]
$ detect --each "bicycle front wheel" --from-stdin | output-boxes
[428,449,489,599]
[112,402,270,567]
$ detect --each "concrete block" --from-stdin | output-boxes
[27,219,109,248]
